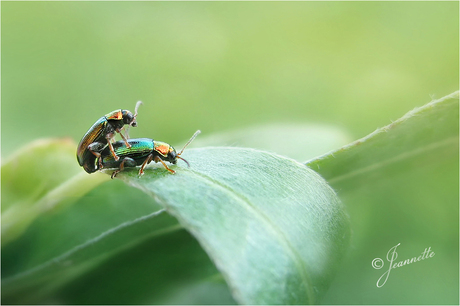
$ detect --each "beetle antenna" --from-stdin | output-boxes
[177,156,190,168]
[128,101,143,131]
[178,130,201,156]
[134,101,143,118]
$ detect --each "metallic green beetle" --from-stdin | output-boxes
[77,101,142,173]
[100,130,201,178]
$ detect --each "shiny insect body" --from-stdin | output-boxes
[77,101,142,173]
[101,130,200,178]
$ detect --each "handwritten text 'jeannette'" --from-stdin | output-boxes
[372,243,435,287]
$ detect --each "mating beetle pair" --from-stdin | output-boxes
[77,102,199,178]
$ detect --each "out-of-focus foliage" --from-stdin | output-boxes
[1,2,458,157]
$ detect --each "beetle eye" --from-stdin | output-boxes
[123,112,134,124]
[168,149,177,161]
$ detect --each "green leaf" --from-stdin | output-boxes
[51,227,236,305]
[1,138,109,245]
[2,176,188,303]
[2,205,181,304]
[2,144,350,304]
[307,91,459,185]
[111,147,350,304]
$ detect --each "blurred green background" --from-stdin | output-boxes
[2,1,458,157]
[2,1,459,305]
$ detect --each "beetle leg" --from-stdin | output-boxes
[111,170,120,179]
[121,125,131,139]
[87,142,106,169]
[89,150,102,170]
[107,141,120,161]
[105,133,120,161]
[138,154,154,177]
[154,156,176,174]
[89,149,102,159]
[111,158,127,179]
[88,142,105,157]
[117,127,132,148]
[111,157,136,179]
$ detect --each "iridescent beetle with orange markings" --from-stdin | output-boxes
[100,130,201,178]
[77,101,142,173]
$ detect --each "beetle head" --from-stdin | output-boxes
[123,101,143,127]
[122,110,136,126]
[167,146,180,165]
